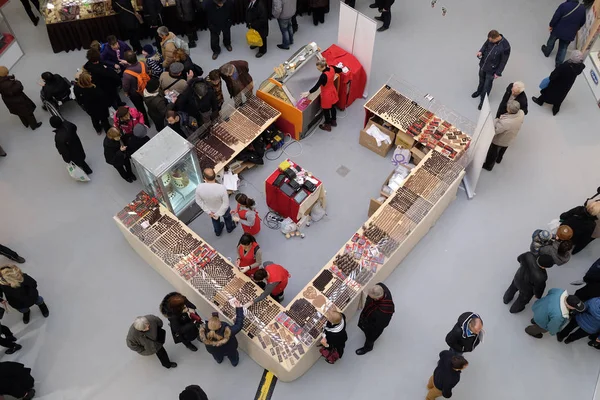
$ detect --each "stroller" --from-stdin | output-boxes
[40,73,74,119]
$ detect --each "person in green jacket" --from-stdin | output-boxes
[525,288,585,338]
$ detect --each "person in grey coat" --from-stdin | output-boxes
[482,100,524,171]
[272,0,296,50]
[126,315,177,369]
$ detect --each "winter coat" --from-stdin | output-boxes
[512,252,548,299]
[175,78,220,122]
[560,205,597,250]
[576,297,600,334]
[492,110,524,147]
[358,283,395,341]
[103,137,128,167]
[0,274,40,310]
[495,83,528,119]
[549,0,586,42]
[126,315,165,355]
[159,72,188,94]
[272,0,296,19]
[142,0,163,26]
[323,314,348,358]
[176,0,199,21]
[445,312,483,353]
[74,85,110,118]
[113,107,145,134]
[159,292,200,343]
[161,32,180,68]
[126,135,150,157]
[221,60,253,98]
[246,0,269,37]
[0,362,35,398]
[199,307,244,358]
[433,350,462,398]
[541,61,585,105]
[204,0,233,31]
[538,241,571,266]
[100,40,131,67]
[83,61,122,92]
[532,288,570,335]
[54,120,86,165]
[144,89,168,126]
[0,75,36,116]
[112,0,140,30]
[478,35,511,76]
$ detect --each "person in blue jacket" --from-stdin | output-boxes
[558,296,600,343]
[471,29,511,110]
[199,300,244,366]
[525,288,585,338]
[542,0,586,67]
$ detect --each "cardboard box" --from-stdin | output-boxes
[395,129,415,149]
[359,121,395,157]
[368,197,384,217]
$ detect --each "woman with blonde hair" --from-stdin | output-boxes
[74,71,111,134]
[0,265,49,324]
[199,299,244,366]
[559,200,600,254]
[319,309,347,364]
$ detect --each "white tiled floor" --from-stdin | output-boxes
[1,0,600,399]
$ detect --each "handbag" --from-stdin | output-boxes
[539,77,550,90]
[246,29,263,47]
[66,162,90,182]
[319,346,340,364]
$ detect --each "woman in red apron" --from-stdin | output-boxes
[232,193,261,235]
[236,233,262,277]
[302,60,342,132]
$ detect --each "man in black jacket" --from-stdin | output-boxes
[205,0,233,60]
[426,351,468,400]
[50,116,92,175]
[503,253,554,313]
[445,312,483,355]
[175,0,199,48]
[246,0,269,58]
[374,0,394,32]
[356,283,395,355]
[471,30,511,110]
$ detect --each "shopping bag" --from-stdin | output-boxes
[539,77,550,90]
[246,29,263,47]
[66,162,90,182]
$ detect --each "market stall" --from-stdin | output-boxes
[0,2,24,70]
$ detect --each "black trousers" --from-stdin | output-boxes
[323,107,336,123]
[0,244,21,261]
[503,280,533,313]
[155,347,173,368]
[0,325,17,349]
[18,114,38,129]
[312,8,325,25]
[380,9,391,28]
[114,158,134,181]
[19,0,39,23]
[559,318,592,342]
[210,27,232,54]
[483,143,508,170]
[129,92,151,127]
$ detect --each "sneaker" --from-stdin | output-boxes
[277,44,290,50]
[5,344,22,354]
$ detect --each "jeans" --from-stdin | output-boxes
[155,346,173,368]
[323,107,336,123]
[476,68,495,104]
[277,18,294,47]
[483,143,508,170]
[210,26,232,54]
[545,34,570,67]
[503,280,533,313]
[0,244,21,261]
[18,296,44,313]
[211,207,236,235]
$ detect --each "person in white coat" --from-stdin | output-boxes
[483,99,525,171]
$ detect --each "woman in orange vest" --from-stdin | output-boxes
[301,60,342,132]
[232,193,261,235]
[250,261,290,303]
[235,233,262,277]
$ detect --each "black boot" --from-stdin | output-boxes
[38,302,49,318]
[23,310,31,324]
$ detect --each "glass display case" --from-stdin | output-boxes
[0,9,23,70]
[41,0,114,24]
[131,127,202,224]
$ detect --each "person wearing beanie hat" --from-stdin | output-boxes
[558,296,600,344]
[126,124,151,156]
[503,252,555,314]
[159,62,190,96]
[0,67,42,130]
[50,116,92,175]
[527,289,584,339]
[179,385,208,400]
[142,44,164,79]
[143,79,167,131]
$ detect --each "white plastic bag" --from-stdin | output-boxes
[66,162,90,182]
[547,218,560,235]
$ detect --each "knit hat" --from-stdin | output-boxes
[566,295,585,312]
[133,124,147,138]
[537,255,555,268]
[170,62,184,75]
[142,44,155,56]
[146,79,160,93]
[556,225,574,241]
